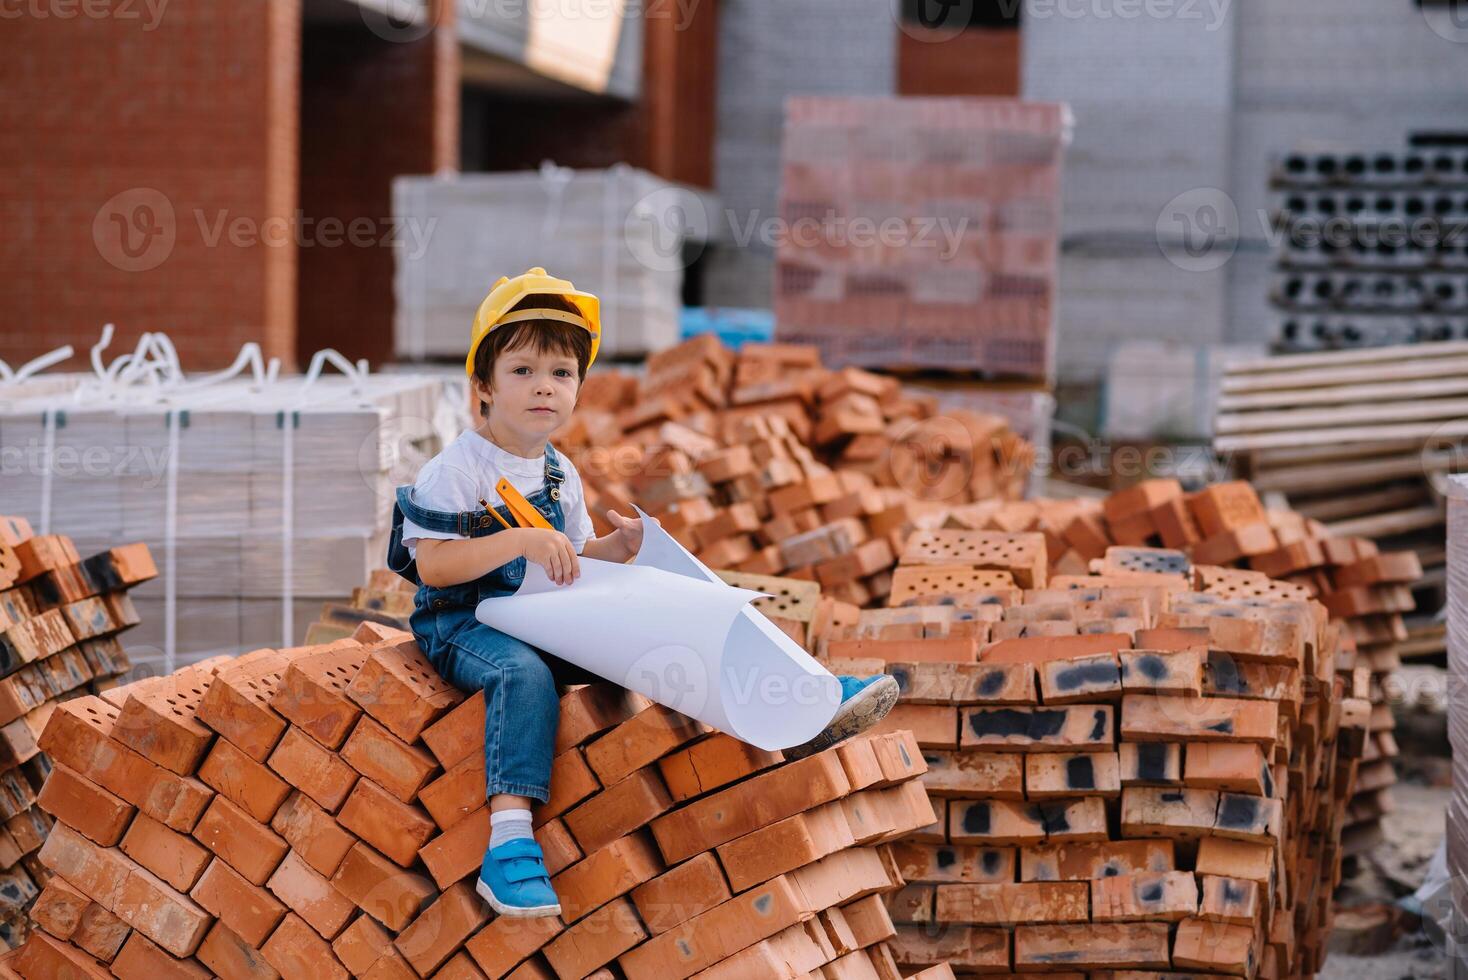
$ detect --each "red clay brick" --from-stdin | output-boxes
[463,914,565,978]
[552,831,665,923]
[393,881,489,975]
[336,779,436,868]
[542,897,647,979]
[112,670,215,775]
[260,912,349,980]
[14,930,111,979]
[267,850,357,940]
[650,751,850,864]
[657,733,784,802]
[269,642,368,750]
[583,704,707,786]
[36,762,133,846]
[422,693,485,770]
[330,842,435,932]
[332,914,395,974]
[121,813,211,893]
[195,921,278,980]
[346,637,464,743]
[111,931,211,980]
[268,727,359,813]
[630,851,731,935]
[565,768,673,855]
[340,715,438,804]
[270,792,358,878]
[190,858,288,948]
[198,735,292,824]
[192,795,289,886]
[195,650,292,763]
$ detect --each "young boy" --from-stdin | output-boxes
[386,268,898,918]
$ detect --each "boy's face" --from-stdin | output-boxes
[476,341,581,439]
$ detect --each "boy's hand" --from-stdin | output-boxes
[606,509,657,558]
[518,528,581,586]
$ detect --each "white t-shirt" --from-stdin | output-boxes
[401,430,596,557]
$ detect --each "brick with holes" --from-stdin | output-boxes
[269,641,368,749]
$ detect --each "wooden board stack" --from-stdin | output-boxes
[811,532,1362,978]
[0,516,154,945]
[1213,341,1463,657]
[7,621,942,979]
[558,335,1032,610]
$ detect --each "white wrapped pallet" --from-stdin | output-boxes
[0,334,457,671]
[394,165,717,363]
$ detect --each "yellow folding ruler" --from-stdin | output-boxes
[494,478,554,531]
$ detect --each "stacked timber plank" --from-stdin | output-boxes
[815,532,1358,978]
[0,517,153,945]
[559,336,1032,608]
[943,481,1414,857]
[1214,341,1463,656]
[11,621,940,978]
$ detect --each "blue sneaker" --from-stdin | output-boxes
[786,674,899,760]
[476,838,561,917]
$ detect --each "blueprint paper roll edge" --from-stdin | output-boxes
[475,507,841,750]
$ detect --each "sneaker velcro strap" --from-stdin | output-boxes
[501,856,549,884]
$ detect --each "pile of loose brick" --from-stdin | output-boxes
[8,620,948,979]
[559,335,1032,608]
[0,517,151,945]
[802,526,1363,978]
[944,479,1415,857]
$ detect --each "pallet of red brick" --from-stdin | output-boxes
[13,618,942,978]
[809,524,1359,978]
[1006,478,1415,858]
[0,516,154,946]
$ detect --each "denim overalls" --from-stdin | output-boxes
[386,442,595,803]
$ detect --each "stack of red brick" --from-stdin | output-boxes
[556,336,1032,608]
[943,479,1414,857]
[0,516,151,944]
[7,621,945,979]
[807,529,1359,978]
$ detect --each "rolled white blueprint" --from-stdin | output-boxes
[476,506,842,750]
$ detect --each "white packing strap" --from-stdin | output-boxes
[164,408,182,673]
[538,160,572,244]
[281,407,295,649]
[38,407,57,535]
[603,164,625,356]
[0,343,75,385]
[277,347,372,647]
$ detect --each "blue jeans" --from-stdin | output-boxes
[410,603,597,804]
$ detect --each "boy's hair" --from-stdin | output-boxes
[471,295,593,419]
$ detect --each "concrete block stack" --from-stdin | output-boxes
[9,621,941,978]
[0,517,153,945]
[810,529,1358,977]
[558,336,1032,611]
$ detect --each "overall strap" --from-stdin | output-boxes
[543,443,566,497]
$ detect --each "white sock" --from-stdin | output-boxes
[489,808,535,849]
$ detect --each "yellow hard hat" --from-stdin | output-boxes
[466,267,601,377]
